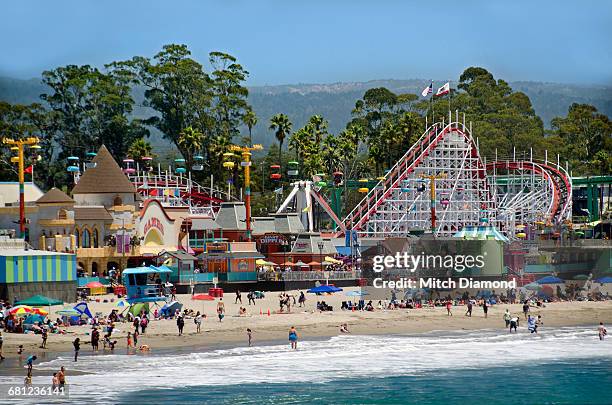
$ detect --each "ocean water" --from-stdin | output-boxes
[6,326,611,404]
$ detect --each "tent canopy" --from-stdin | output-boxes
[123,265,172,275]
[595,276,612,284]
[16,295,63,306]
[453,225,510,243]
[536,276,565,284]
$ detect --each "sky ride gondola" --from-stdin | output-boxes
[192,155,204,171]
[287,161,299,177]
[175,158,186,174]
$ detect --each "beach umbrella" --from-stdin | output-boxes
[56,307,80,316]
[307,285,343,294]
[16,294,63,307]
[595,276,612,284]
[525,283,542,291]
[85,281,104,288]
[345,290,369,297]
[192,294,215,301]
[536,276,564,284]
[307,261,320,266]
[282,261,295,266]
[23,314,46,325]
[115,300,129,307]
[295,260,309,267]
[9,305,34,316]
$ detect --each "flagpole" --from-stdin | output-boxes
[448,80,451,114]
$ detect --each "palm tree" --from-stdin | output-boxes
[127,138,154,161]
[269,114,292,165]
[178,126,205,165]
[243,109,258,147]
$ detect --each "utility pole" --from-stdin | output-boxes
[229,144,263,241]
[421,173,447,235]
[3,137,40,239]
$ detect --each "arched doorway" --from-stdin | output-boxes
[144,229,163,247]
[91,262,99,276]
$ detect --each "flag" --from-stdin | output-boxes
[24,165,33,174]
[421,82,433,97]
[435,82,450,97]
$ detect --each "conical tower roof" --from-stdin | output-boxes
[36,187,74,204]
[72,145,136,194]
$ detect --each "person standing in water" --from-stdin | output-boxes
[127,332,133,348]
[598,322,607,340]
[509,315,519,333]
[247,328,253,346]
[446,300,452,316]
[73,338,80,361]
[289,326,298,350]
[482,301,488,318]
[503,309,511,328]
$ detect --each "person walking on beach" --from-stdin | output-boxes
[288,326,298,350]
[133,329,139,346]
[73,338,80,361]
[140,316,148,334]
[177,315,185,336]
[522,301,530,320]
[247,291,255,306]
[235,290,242,304]
[465,300,473,317]
[91,328,99,351]
[298,291,306,308]
[195,312,202,333]
[482,301,488,318]
[446,300,453,316]
[503,309,511,328]
[598,322,607,340]
[127,332,133,348]
[133,316,140,334]
[0,331,5,360]
[40,327,48,349]
[217,298,225,322]
[247,328,253,346]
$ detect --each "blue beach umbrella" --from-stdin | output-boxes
[594,276,612,284]
[536,276,565,284]
[345,290,369,297]
[308,285,343,294]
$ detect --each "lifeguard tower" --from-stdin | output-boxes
[122,266,172,304]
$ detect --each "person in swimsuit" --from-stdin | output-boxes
[247,328,253,346]
[598,322,607,340]
[73,338,80,361]
[217,299,225,322]
[289,326,298,349]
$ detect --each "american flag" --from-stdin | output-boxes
[421,82,433,97]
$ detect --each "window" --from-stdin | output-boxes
[82,229,91,248]
[75,229,80,248]
[93,229,99,248]
[58,209,67,220]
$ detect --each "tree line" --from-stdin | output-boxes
[0,45,610,195]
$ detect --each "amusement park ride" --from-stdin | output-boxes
[63,111,573,241]
[276,111,573,240]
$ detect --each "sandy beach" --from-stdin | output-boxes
[2,288,612,364]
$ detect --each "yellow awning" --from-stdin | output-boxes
[139,245,177,255]
[325,256,342,264]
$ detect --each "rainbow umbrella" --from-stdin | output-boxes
[9,305,34,316]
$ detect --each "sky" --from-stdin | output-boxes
[1,0,611,86]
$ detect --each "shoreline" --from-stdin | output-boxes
[2,297,611,375]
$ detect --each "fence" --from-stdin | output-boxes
[259,271,361,282]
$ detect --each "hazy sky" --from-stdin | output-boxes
[1,0,611,85]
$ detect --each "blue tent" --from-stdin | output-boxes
[23,314,45,325]
[536,276,565,284]
[595,276,612,284]
[308,285,343,293]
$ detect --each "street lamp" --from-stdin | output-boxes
[317,241,324,272]
[3,137,40,239]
